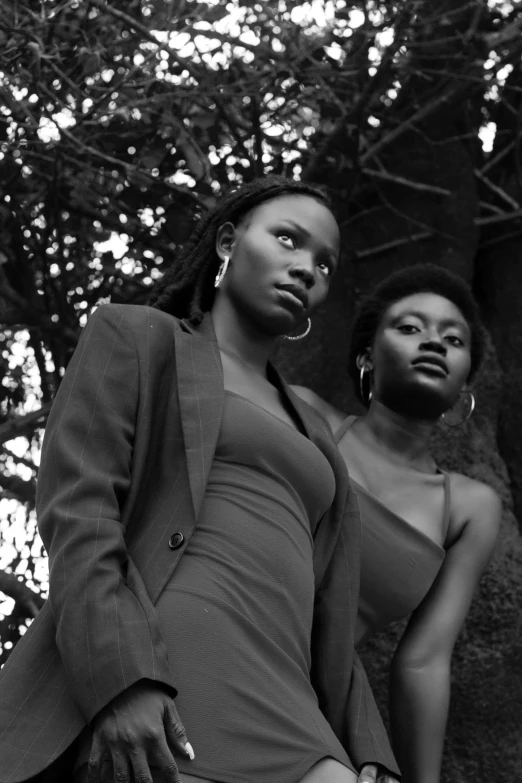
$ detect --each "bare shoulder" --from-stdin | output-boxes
[450,472,501,514]
[290,385,346,433]
[448,472,502,546]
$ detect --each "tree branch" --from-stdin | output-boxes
[360,87,459,165]
[479,228,522,250]
[87,0,200,79]
[352,231,433,260]
[58,126,208,207]
[474,169,520,210]
[28,333,52,403]
[484,16,522,48]
[0,473,36,505]
[251,97,264,178]
[0,405,51,446]
[1,445,38,472]
[475,208,522,226]
[0,571,44,618]
[361,167,451,196]
[479,200,505,216]
[183,27,261,56]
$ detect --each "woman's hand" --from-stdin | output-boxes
[87,680,194,783]
[359,763,399,783]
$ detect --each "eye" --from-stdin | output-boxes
[317,261,333,277]
[277,232,296,249]
[445,334,464,347]
[397,323,420,334]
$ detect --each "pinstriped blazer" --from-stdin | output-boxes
[0,304,398,782]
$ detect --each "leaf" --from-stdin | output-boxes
[140,147,167,170]
[177,133,208,181]
[190,111,217,130]
[198,2,231,23]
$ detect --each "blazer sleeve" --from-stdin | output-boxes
[312,495,400,778]
[36,304,176,724]
[347,653,400,776]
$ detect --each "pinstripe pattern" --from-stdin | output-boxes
[0,305,398,781]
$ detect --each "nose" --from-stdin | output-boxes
[289,255,315,289]
[419,336,447,355]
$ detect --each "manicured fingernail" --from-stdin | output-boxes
[185,742,195,760]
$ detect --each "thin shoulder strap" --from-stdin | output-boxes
[440,471,452,546]
[334,415,358,443]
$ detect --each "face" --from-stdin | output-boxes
[367,292,472,419]
[214,194,340,336]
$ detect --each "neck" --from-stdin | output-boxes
[211,298,277,376]
[360,399,438,469]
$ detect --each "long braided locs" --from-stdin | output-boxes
[147,175,332,324]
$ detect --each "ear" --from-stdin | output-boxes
[215,222,237,262]
[356,349,373,371]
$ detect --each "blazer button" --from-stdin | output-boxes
[168,532,184,550]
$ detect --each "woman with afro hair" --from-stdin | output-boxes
[293,263,501,783]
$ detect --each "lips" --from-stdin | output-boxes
[412,355,448,376]
[276,284,309,310]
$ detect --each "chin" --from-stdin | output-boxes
[383,382,450,420]
[267,306,304,337]
[262,313,296,338]
[246,302,290,336]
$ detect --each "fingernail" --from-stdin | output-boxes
[185,742,195,760]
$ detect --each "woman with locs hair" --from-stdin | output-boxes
[293,263,501,783]
[0,176,399,783]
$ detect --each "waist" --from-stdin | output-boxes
[206,459,325,535]
[357,532,444,644]
[167,486,316,629]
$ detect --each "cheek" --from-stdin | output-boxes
[249,245,281,280]
[235,248,272,289]
[374,336,413,369]
[308,279,331,310]
[453,352,472,384]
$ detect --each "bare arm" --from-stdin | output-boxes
[389,479,501,783]
[290,385,346,433]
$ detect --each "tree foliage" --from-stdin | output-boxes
[0,0,521,659]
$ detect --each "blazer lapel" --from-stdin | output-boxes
[268,363,314,440]
[274,370,355,591]
[174,314,224,521]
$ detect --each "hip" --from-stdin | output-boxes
[74,757,357,783]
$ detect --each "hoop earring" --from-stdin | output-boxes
[442,390,475,427]
[214,256,229,288]
[359,365,373,406]
[284,318,311,341]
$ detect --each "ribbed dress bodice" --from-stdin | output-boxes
[154,392,352,782]
[335,416,448,647]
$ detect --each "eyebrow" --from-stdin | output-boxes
[393,310,470,332]
[278,219,339,261]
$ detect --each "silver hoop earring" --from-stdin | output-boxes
[284,318,311,341]
[359,365,373,406]
[442,390,475,427]
[214,256,229,288]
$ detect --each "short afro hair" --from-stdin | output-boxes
[348,263,486,403]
